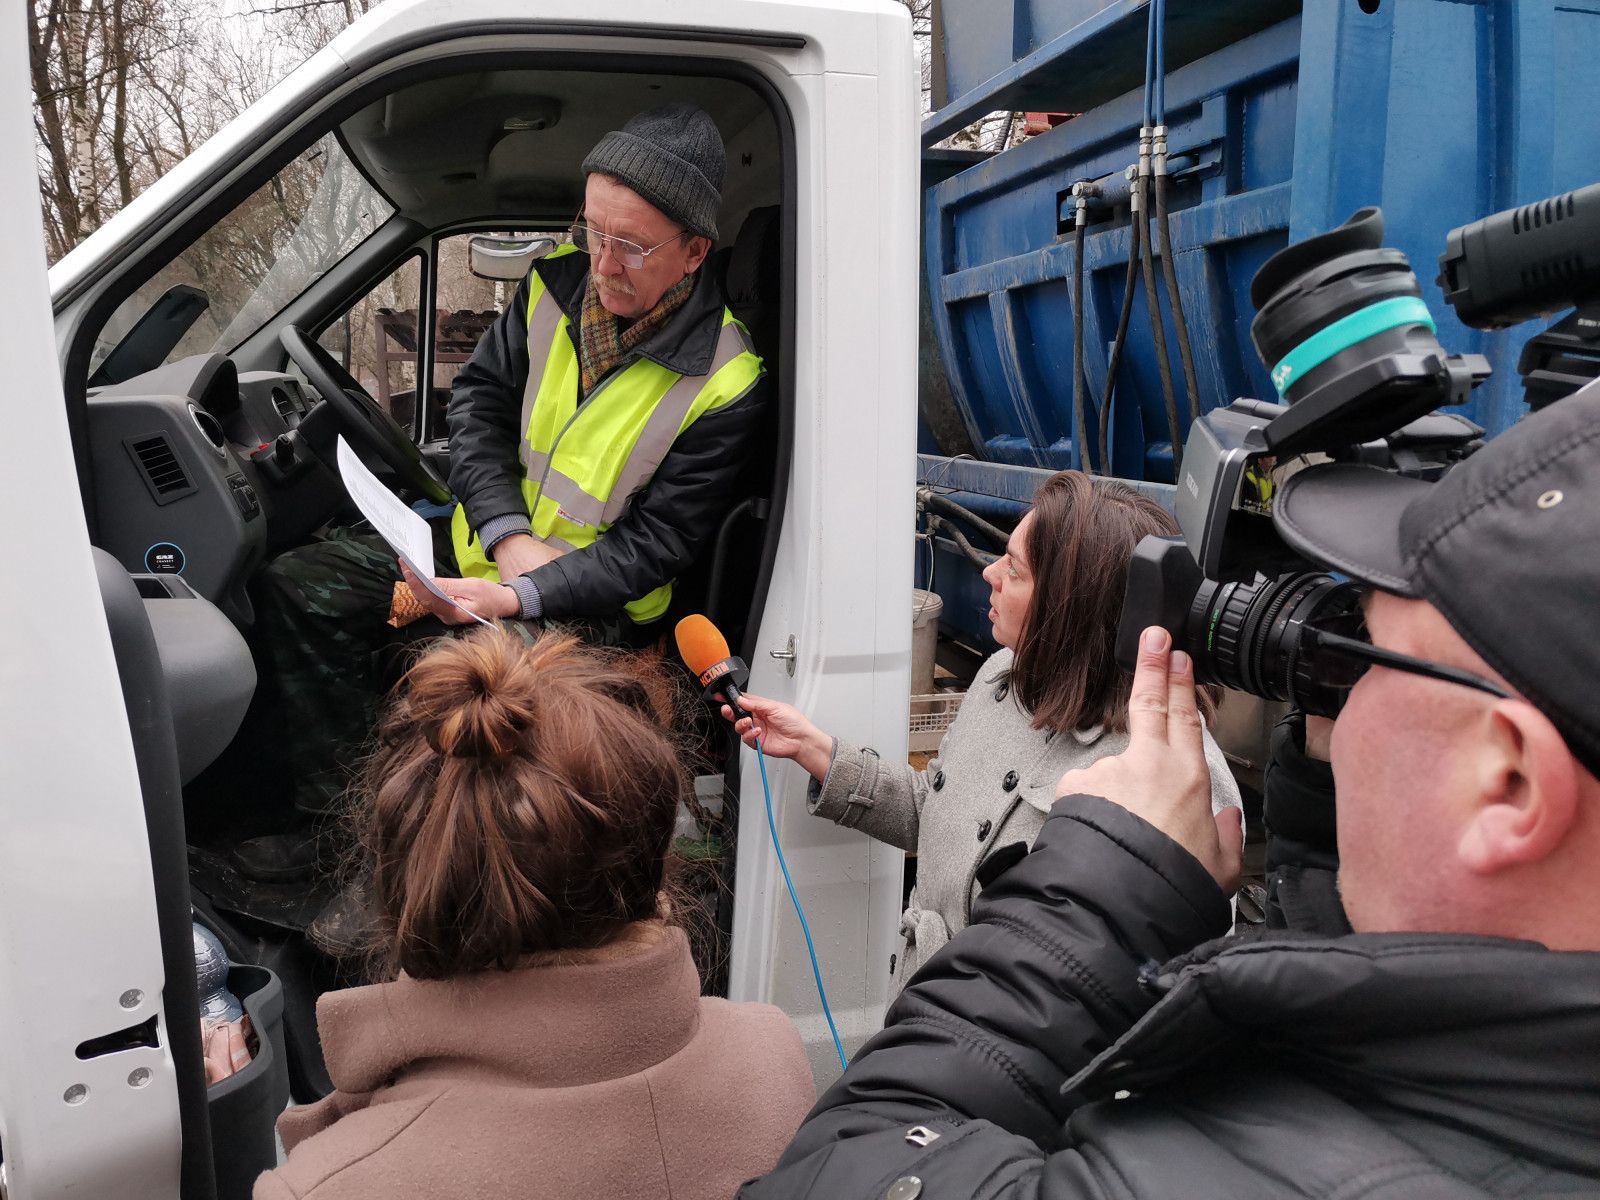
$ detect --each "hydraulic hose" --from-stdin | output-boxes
[925,512,998,569]
[1154,0,1167,123]
[919,488,1009,551]
[1134,0,1182,475]
[1149,0,1199,424]
[1099,185,1142,473]
[1138,0,1188,465]
[1143,0,1158,128]
[1072,206,1091,473]
[1154,158,1201,421]
[1136,166,1185,475]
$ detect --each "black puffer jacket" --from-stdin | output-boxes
[741,794,1600,1199]
[1263,710,1350,935]
[446,250,768,621]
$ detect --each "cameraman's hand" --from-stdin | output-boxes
[1056,626,1243,893]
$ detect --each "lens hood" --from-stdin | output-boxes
[1250,207,1385,309]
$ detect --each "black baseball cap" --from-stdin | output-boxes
[1273,379,1600,776]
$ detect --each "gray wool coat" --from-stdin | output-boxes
[809,648,1242,991]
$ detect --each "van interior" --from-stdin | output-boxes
[71,55,790,1198]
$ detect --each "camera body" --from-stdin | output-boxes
[1117,182,1600,716]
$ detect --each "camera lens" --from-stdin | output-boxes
[1182,572,1364,717]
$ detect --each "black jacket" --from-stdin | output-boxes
[1263,711,1351,936]
[445,250,768,621]
[741,794,1600,1199]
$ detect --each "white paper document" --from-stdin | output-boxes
[335,436,491,627]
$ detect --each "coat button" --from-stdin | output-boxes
[976,819,992,841]
[1002,770,1019,792]
[932,771,945,791]
[885,1178,922,1200]
[995,681,1009,701]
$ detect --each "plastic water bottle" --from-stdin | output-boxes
[193,921,243,1026]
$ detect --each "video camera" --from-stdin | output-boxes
[1117,183,1600,716]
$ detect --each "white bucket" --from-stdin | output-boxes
[911,588,944,700]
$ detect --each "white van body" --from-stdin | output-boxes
[7,1,918,1195]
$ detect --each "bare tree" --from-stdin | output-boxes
[29,0,185,257]
[30,0,368,263]
[897,0,933,112]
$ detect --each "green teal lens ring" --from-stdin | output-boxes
[1269,296,1437,399]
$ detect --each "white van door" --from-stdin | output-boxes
[0,21,183,1200]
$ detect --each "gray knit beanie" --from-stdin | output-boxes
[582,103,725,240]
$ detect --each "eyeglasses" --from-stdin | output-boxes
[1301,624,1513,702]
[568,211,687,270]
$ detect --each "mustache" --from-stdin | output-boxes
[594,274,636,297]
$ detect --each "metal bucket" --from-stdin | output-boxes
[912,588,945,704]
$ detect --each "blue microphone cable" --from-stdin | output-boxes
[754,734,848,1070]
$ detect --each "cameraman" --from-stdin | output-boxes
[740,390,1600,1197]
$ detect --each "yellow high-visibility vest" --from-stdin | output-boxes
[451,246,763,623]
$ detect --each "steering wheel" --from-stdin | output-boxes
[280,325,452,505]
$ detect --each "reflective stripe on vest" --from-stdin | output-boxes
[452,247,762,623]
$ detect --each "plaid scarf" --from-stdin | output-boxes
[577,271,697,397]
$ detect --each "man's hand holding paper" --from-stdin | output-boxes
[335,437,495,628]
[397,560,520,624]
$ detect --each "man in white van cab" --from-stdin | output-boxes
[242,103,768,885]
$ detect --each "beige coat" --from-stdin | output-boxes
[810,648,1241,989]
[254,924,814,1200]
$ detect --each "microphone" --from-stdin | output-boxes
[675,614,751,718]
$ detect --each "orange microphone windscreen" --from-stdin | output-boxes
[675,614,731,678]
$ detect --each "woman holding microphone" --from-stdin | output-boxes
[727,471,1241,989]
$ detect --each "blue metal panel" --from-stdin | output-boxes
[927,0,1300,147]
[1551,6,1600,193]
[920,453,1177,510]
[924,0,1600,486]
[937,0,1020,102]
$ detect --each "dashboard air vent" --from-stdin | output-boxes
[270,387,296,420]
[126,433,197,505]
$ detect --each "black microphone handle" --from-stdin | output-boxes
[719,679,750,722]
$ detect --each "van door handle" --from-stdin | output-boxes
[768,635,796,676]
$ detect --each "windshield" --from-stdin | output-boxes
[90,133,394,375]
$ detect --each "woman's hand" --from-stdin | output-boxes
[721,693,834,782]
[399,561,520,625]
[1056,626,1244,893]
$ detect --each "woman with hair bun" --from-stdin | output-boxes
[256,628,814,1200]
[728,471,1242,992]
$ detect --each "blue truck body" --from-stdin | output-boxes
[919,0,1600,649]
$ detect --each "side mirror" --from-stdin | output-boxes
[468,235,556,281]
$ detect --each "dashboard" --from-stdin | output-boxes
[85,353,345,626]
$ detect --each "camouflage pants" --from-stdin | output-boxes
[255,522,645,813]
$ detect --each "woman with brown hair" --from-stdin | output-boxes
[728,471,1240,991]
[256,628,814,1200]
